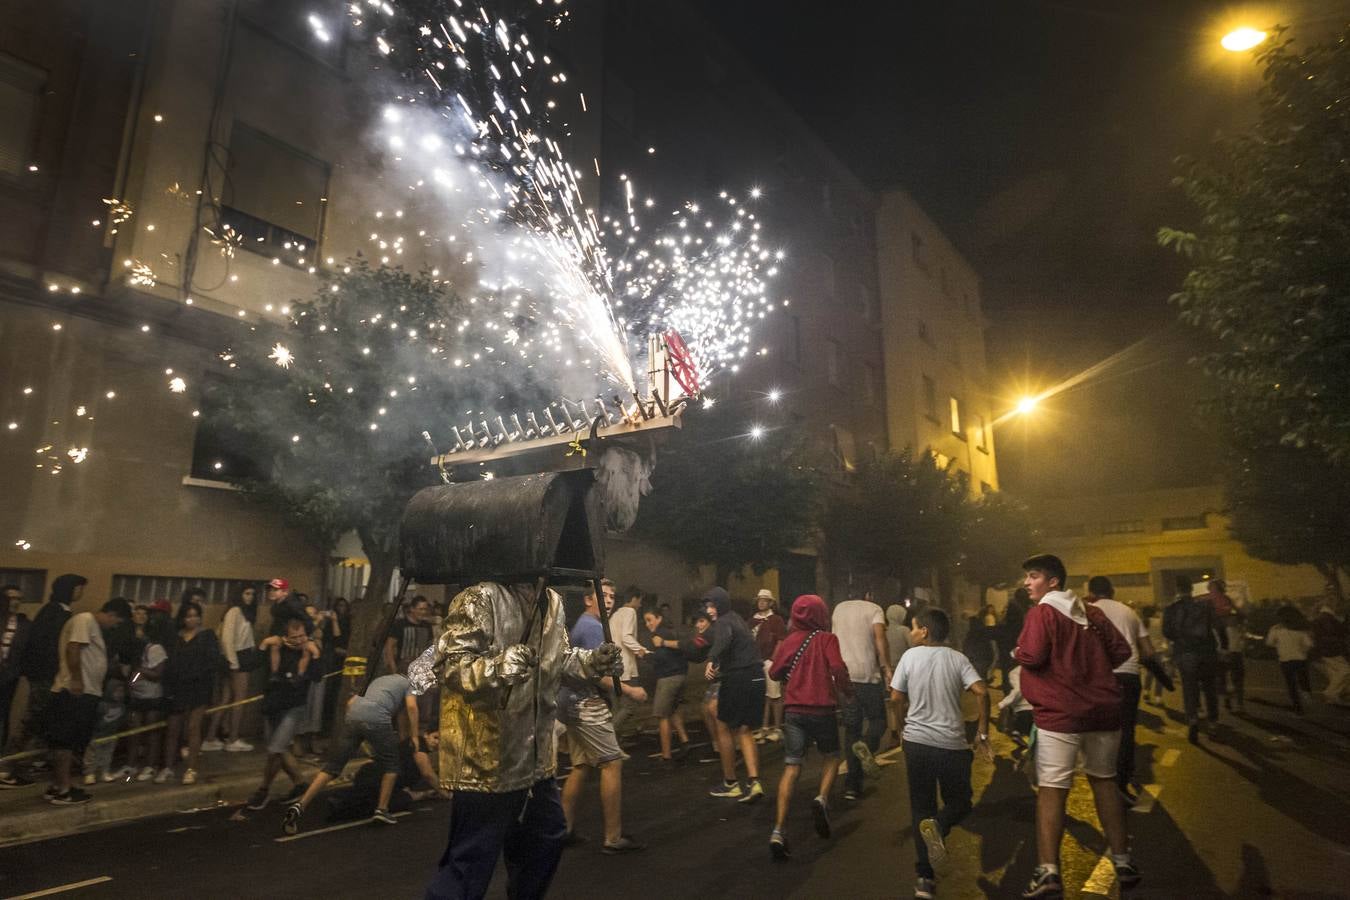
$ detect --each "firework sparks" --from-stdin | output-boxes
[269,343,295,369]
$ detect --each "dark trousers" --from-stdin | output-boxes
[1279,660,1310,711]
[841,682,886,794]
[903,740,974,879]
[1177,652,1219,724]
[424,778,565,900]
[1221,651,1246,705]
[1114,673,1142,788]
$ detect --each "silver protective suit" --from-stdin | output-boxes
[424,581,603,793]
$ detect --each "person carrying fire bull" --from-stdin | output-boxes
[413,581,620,900]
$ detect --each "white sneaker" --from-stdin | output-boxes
[136,767,155,782]
[83,772,96,786]
[153,767,173,784]
[200,739,225,752]
[224,739,254,753]
[181,769,197,785]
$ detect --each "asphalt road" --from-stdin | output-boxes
[2,661,1348,899]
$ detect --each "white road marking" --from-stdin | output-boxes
[1160,748,1180,767]
[273,811,413,843]
[4,876,114,899]
[1080,853,1117,896]
[1130,784,1162,814]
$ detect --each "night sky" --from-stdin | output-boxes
[696,0,1349,497]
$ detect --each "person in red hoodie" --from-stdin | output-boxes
[1014,554,1139,899]
[765,594,852,861]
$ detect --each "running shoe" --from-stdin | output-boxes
[914,877,937,900]
[372,807,398,825]
[1113,859,1142,888]
[1021,866,1063,898]
[709,781,745,799]
[919,817,947,867]
[852,741,882,779]
[282,802,302,835]
[245,788,270,810]
[136,767,155,782]
[811,796,831,838]
[766,728,782,742]
[49,787,92,805]
[737,779,765,804]
[224,739,254,752]
[842,789,861,801]
[200,739,225,752]
[769,829,790,861]
[0,771,33,789]
[82,772,96,786]
[601,835,645,854]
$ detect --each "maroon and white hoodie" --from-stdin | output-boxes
[1013,590,1132,734]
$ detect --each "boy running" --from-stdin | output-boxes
[890,608,992,900]
[766,595,852,860]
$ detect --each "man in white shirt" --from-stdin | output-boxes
[46,598,131,805]
[606,585,648,737]
[1085,576,1155,805]
[832,590,891,800]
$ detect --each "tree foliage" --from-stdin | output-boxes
[821,448,968,598]
[1225,437,1350,601]
[957,491,1041,602]
[634,398,819,584]
[1158,27,1350,461]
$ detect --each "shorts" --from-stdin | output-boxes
[763,659,783,700]
[167,679,214,713]
[716,666,766,730]
[782,711,840,765]
[45,690,101,754]
[564,719,627,768]
[652,674,686,718]
[1034,728,1121,790]
[265,705,308,755]
[324,718,400,777]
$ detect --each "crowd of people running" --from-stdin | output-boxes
[2,564,1349,898]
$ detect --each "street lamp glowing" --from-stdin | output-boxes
[1015,396,1039,416]
[767,388,782,404]
[749,425,765,440]
[1221,28,1267,52]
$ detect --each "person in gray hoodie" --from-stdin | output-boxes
[703,587,766,804]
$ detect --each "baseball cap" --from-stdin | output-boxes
[268,578,290,591]
[756,588,775,600]
[150,598,172,613]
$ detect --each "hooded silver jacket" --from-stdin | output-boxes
[420,582,602,793]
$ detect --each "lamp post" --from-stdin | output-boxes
[1221,27,1267,52]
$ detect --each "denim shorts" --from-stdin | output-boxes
[782,711,840,765]
[324,718,400,776]
[265,705,307,755]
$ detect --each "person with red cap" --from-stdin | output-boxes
[766,594,852,860]
[266,578,306,637]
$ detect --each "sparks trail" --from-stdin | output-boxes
[341,0,783,398]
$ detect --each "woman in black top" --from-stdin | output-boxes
[160,601,220,785]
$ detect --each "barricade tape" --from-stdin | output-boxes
[0,669,347,767]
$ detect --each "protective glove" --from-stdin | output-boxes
[500,644,539,684]
[590,642,621,675]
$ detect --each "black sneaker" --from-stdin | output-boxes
[0,771,33,789]
[601,835,645,854]
[1021,866,1063,898]
[769,829,790,861]
[282,802,302,836]
[245,788,269,811]
[811,796,831,838]
[372,807,398,825]
[49,787,92,805]
[1114,859,1142,888]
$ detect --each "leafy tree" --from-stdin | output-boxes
[958,491,1040,606]
[1225,437,1350,603]
[821,448,969,603]
[204,260,545,673]
[634,397,819,585]
[1158,27,1350,461]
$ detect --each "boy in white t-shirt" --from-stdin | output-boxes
[890,608,991,900]
[1085,576,1155,804]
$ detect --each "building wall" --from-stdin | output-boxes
[877,189,999,495]
[1038,484,1328,608]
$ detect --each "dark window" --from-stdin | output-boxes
[0,53,44,177]
[922,375,938,421]
[190,376,271,482]
[1162,515,1208,531]
[221,123,329,268]
[0,568,46,606]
